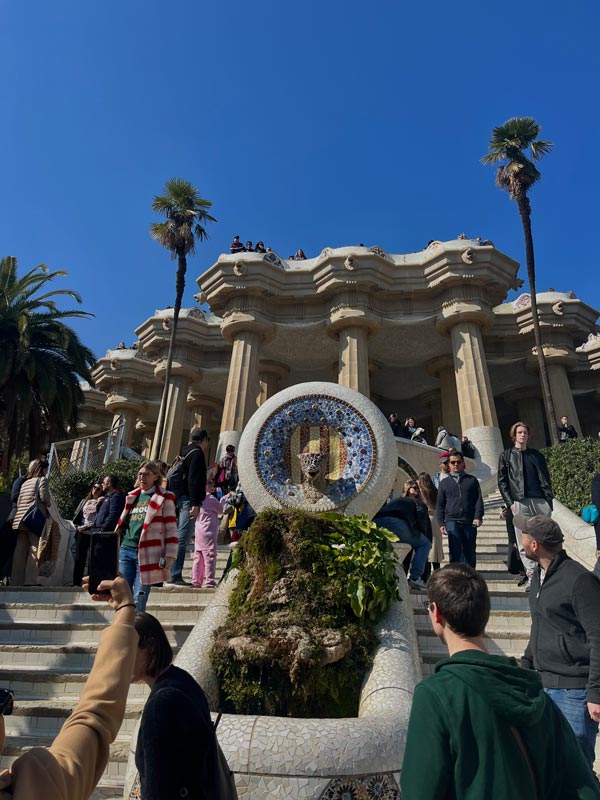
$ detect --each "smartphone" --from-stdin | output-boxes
[88,533,119,594]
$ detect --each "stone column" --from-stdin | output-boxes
[337,326,370,396]
[257,361,289,407]
[426,356,461,437]
[547,363,582,436]
[216,329,262,461]
[516,396,546,449]
[110,409,137,448]
[136,420,156,459]
[187,395,222,466]
[159,375,192,463]
[449,321,503,472]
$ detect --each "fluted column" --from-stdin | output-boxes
[187,394,222,466]
[426,356,461,437]
[110,410,135,447]
[257,361,289,407]
[516,396,546,449]
[547,363,582,436]
[159,375,192,463]
[338,326,371,396]
[448,320,503,471]
[136,420,156,459]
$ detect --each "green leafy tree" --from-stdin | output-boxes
[149,178,216,459]
[0,257,95,468]
[482,118,558,445]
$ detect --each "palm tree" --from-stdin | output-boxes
[482,117,559,446]
[0,257,95,467]
[150,178,216,459]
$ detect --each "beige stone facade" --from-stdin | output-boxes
[83,239,600,471]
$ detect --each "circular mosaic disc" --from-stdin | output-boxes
[238,382,397,517]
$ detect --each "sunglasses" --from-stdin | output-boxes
[449,460,463,465]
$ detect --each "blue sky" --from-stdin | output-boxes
[2,0,599,357]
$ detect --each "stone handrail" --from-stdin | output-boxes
[552,500,598,571]
[123,561,421,799]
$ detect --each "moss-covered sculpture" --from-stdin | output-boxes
[210,508,399,718]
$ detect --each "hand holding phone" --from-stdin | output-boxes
[88,533,119,595]
[83,575,134,611]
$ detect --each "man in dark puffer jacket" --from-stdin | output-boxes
[519,514,600,772]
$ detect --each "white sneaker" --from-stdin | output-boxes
[409,578,427,591]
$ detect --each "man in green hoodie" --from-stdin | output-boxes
[401,563,599,799]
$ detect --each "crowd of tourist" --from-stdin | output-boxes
[229,235,308,260]
[1,409,600,798]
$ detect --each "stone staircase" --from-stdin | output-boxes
[411,491,529,675]
[0,546,232,800]
[1,497,597,797]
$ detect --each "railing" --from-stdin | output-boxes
[47,417,126,482]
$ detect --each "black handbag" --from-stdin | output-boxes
[21,479,47,537]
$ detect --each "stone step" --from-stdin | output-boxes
[0,665,151,700]
[4,698,145,738]
[412,607,532,631]
[416,628,530,657]
[0,601,208,623]
[408,588,530,611]
[0,583,222,606]
[0,638,189,670]
[0,736,129,781]
[0,619,193,646]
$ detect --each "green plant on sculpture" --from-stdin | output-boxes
[320,512,400,622]
[211,508,400,719]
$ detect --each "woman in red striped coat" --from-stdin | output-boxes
[116,461,177,611]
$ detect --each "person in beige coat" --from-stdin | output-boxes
[11,459,51,585]
[0,576,138,800]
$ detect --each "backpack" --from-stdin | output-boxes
[166,450,194,500]
[582,504,599,525]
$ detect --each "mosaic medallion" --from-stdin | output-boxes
[238,381,398,518]
[254,394,376,512]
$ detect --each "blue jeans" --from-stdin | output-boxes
[374,515,431,581]
[446,520,477,568]
[545,688,599,771]
[170,496,194,582]
[119,545,151,612]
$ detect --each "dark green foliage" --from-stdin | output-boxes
[0,257,96,467]
[50,460,139,519]
[543,439,600,515]
[211,508,400,718]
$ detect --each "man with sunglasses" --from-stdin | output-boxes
[436,451,483,568]
[401,564,599,799]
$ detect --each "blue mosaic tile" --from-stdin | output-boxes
[254,394,377,511]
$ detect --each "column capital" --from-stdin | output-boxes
[186,393,223,412]
[105,395,146,415]
[525,345,578,372]
[258,360,290,380]
[435,304,494,336]
[220,313,275,345]
[425,354,455,378]
[326,309,381,339]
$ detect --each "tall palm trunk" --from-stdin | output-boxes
[151,251,187,460]
[516,193,559,446]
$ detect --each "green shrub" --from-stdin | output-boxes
[50,460,139,519]
[211,508,400,719]
[542,438,600,516]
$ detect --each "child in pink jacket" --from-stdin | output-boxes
[192,482,223,589]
